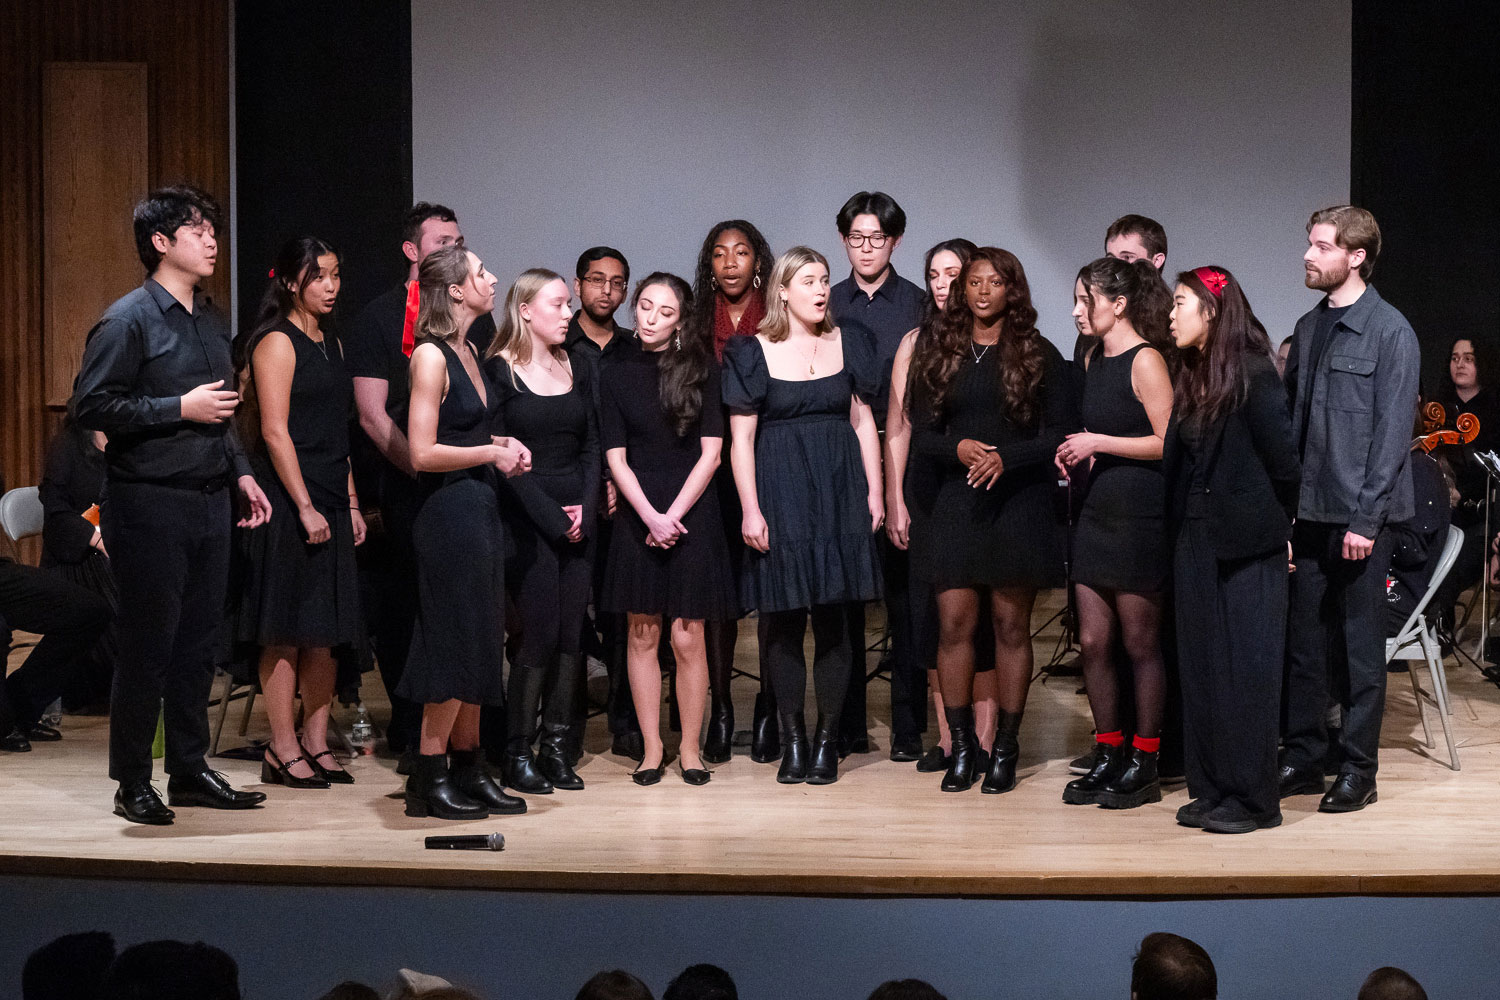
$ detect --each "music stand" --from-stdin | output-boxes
[1468,449,1500,658]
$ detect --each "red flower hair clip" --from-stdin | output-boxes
[1192,266,1228,298]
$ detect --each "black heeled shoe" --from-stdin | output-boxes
[776,712,809,783]
[980,746,1019,794]
[633,753,669,786]
[451,750,526,814]
[807,716,840,785]
[703,711,733,765]
[306,748,355,784]
[501,748,555,794]
[538,746,585,790]
[940,706,978,792]
[751,692,782,763]
[405,753,488,820]
[261,747,330,789]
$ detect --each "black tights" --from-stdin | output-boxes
[760,604,850,719]
[934,586,1036,715]
[1075,583,1164,739]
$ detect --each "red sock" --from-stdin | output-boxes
[1095,731,1125,747]
[1134,735,1161,753]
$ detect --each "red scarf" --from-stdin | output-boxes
[712,291,766,362]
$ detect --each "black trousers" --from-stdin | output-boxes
[586,513,637,735]
[764,604,851,721]
[1175,520,1285,819]
[1284,519,1396,779]
[839,536,930,743]
[102,482,231,784]
[0,560,111,732]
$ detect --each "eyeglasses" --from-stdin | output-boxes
[844,233,890,249]
[581,275,627,292]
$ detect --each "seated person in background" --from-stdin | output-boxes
[1384,447,1452,637]
[100,940,240,1000]
[1275,334,1294,379]
[22,931,116,1000]
[316,984,380,1000]
[1431,335,1500,629]
[867,980,947,1000]
[39,413,117,711]
[1357,967,1428,1000]
[576,971,653,1000]
[663,965,737,1000]
[1131,931,1216,1000]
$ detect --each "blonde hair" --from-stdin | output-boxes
[486,268,568,382]
[758,246,834,343]
[1308,205,1381,280]
[415,244,476,343]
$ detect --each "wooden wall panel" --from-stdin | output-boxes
[0,1,229,502]
[42,63,150,407]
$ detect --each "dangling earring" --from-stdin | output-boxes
[753,271,762,289]
[674,329,682,351]
[710,275,717,291]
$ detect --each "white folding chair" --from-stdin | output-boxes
[0,486,44,546]
[1385,524,1464,770]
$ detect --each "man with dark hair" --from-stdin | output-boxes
[74,185,271,825]
[1130,931,1216,1000]
[1106,214,1168,270]
[1282,205,1419,814]
[100,940,241,1000]
[344,202,497,766]
[866,980,946,1000]
[830,190,926,760]
[22,930,116,1000]
[1358,967,1428,1000]
[663,964,737,1000]
[574,970,654,1000]
[565,245,643,760]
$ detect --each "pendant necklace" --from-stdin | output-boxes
[800,337,820,376]
[971,338,995,364]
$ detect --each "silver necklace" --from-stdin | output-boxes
[971,339,996,364]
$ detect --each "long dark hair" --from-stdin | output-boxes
[633,272,706,437]
[1172,265,1271,428]
[688,219,773,333]
[910,247,1046,426]
[233,236,338,450]
[1437,333,1492,400]
[921,238,979,325]
[1075,256,1177,375]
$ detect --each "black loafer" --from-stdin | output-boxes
[25,723,62,742]
[1277,763,1325,798]
[114,782,174,825]
[166,770,267,809]
[889,737,923,763]
[1319,772,1377,813]
[1,728,32,753]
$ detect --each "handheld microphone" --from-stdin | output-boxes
[424,832,505,851]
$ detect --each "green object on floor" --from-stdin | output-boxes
[151,704,165,759]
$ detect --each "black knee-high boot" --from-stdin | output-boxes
[703,619,735,764]
[538,653,584,790]
[502,664,553,794]
[981,710,1023,794]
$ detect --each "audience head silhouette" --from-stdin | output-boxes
[663,964,738,1000]
[1130,932,1216,1000]
[23,931,116,1000]
[867,979,948,1000]
[576,970,655,1000]
[99,940,240,1000]
[1358,967,1427,1000]
[317,982,381,1000]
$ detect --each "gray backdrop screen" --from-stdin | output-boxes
[412,1,1350,348]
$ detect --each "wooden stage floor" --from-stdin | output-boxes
[4,591,1500,898]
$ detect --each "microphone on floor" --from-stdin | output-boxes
[424,832,505,851]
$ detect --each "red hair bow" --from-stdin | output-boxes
[1193,267,1228,298]
[401,281,420,357]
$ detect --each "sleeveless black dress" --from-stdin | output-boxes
[722,334,883,613]
[1072,343,1168,592]
[907,338,1076,590]
[234,322,362,649]
[600,348,737,620]
[396,338,507,706]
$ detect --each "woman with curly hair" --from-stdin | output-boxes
[905,247,1078,794]
[689,220,778,764]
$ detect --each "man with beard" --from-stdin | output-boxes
[1281,205,1419,813]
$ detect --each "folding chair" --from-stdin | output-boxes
[1386,524,1464,770]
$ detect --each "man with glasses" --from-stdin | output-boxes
[565,246,644,761]
[829,192,925,761]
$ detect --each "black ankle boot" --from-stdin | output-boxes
[406,753,488,820]
[450,750,526,814]
[1062,742,1126,805]
[806,715,840,785]
[501,742,554,794]
[941,705,978,792]
[538,735,584,790]
[538,653,584,786]
[776,712,809,783]
[703,620,734,764]
[751,690,782,763]
[1097,747,1161,809]
[981,711,1024,795]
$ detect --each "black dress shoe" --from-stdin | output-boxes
[889,736,923,762]
[114,782,174,825]
[24,723,62,742]
[1319,772,1377,813]
[611,731,645,763]
[1,728,32,753]
[914,745,948,772]
[1278,763,1325,798]
[1175,798,1219,829]
[167,770,268,809]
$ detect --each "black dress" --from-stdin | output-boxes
[1072,343,1168,592]
[907,339,1076,590]
[234,322,362,650]
[397,338,507,706]
[722,334,883,613]
[600,348,737,621]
